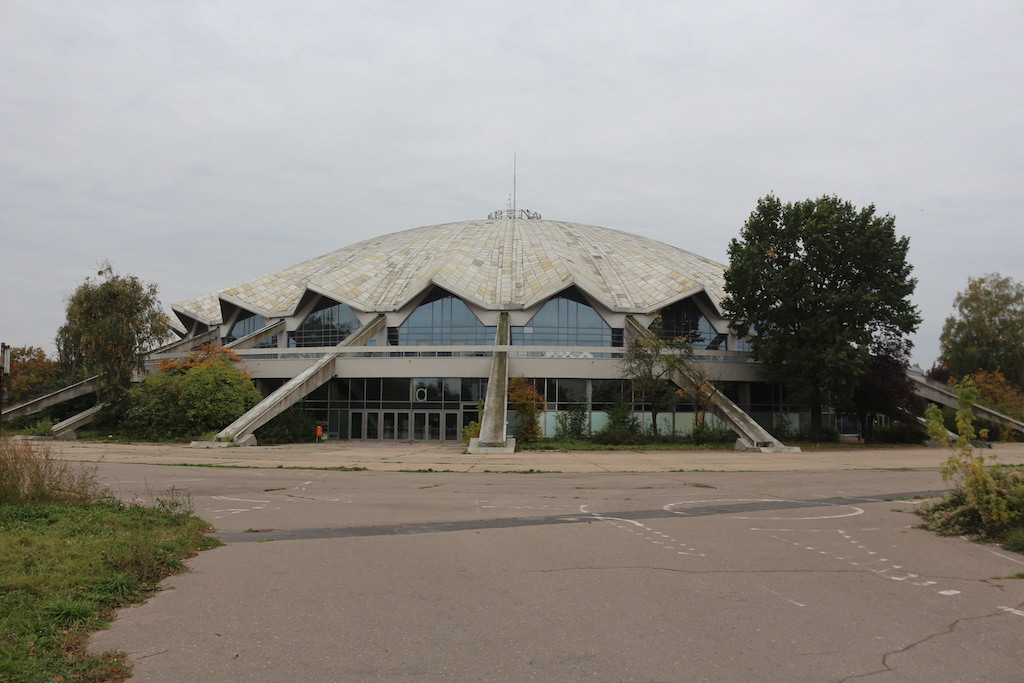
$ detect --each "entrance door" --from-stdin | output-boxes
[413,412,460,441]
[380,412,411,440]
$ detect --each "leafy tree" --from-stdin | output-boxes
[671,345,719,434]
[555,399,589,441]
[508,377,545,443]
[121,346,260,440]
[121,373,187,440]
[849,336,923,442]
[621,322,682,439]
[919,378,1024,539]
[972,369,1024,422]
[179,360,261,433]
[940,273,1024,389]
[723,194,920,439]
[56,264,171,401]
[3,346,60,407]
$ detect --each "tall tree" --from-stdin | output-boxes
[940,273,1024,389]
[849,336,923,441]
[2,346,60,407]
[723,194,920,439]
[620,328,679,439]
[56,264,171,401]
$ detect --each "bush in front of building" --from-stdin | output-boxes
[120,346,261,440]
[254,406,318,445]
[871,421,925,444]
[591,402,643,445]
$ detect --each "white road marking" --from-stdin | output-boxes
[938,590,961,596]
[664,499,864,520]
[979,546,1024,566]
[998,606,1024,617]
[763,586,807,607]
[212,495,270,503]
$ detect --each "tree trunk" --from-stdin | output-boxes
[809,396,823,440]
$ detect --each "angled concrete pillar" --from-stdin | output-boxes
[1,376,100,423]
[211,315,386,446]
[625,317,798,453]
[52,402,108,439]
[908,370,1024,438]
[470,313,515,453]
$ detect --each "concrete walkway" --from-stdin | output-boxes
[54,439,1024,473]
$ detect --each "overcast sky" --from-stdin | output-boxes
[2,0,1022,368]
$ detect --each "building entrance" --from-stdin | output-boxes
[349,410,460,442]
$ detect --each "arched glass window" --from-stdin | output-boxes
[657,298,727,350]
[225,311,265,343]
[389,290,495,345]
[511,289,623,347]
[290,299,360,347]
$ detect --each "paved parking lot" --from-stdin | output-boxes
[81,442,1024,682]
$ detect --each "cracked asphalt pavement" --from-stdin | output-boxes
[84,447,1024,682]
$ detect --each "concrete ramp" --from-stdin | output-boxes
[213,315,386,445]
[2,376,100,422]
[51,403,108,439]
[625,317,798,453]
[908,369,1024,437]
[470,313,514,453]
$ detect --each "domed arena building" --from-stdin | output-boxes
[156,210,796,451]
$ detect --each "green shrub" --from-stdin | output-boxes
[255,405,318,445]
[461,420,480,445]
[120,355,260,440]
[121,373,187,439]
[690,424,736,445]
[872,421,925,444]
[592,402,642,445]
[1003,526,1024,553]
[26,418,57,436]
[555,402,589,441]
[918,465,1024,539]
[179,360,261,433]
[918,380,1024,542]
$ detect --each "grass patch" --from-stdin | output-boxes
[520,440,735,452]
[1003,527,1024,554]
[0,437,219,682]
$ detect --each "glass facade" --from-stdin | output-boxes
[511,289,623,347]
[225,311,265,344]
[389,290,496,345]
[657,298,727,350]
[290,299,360,347]
[300,377,487,441]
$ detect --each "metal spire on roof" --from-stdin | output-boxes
[488,154,542,220]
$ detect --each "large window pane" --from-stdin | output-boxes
[657,298,727,350]
[390,289,496,345]
[511,289,622,347]
[290,299,360,347]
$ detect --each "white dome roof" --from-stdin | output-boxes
[173,217,727,326]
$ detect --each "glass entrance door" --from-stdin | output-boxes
[381,412,410,440]
[412,412,460,441]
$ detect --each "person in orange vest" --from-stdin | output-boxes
[316,425,324,442]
